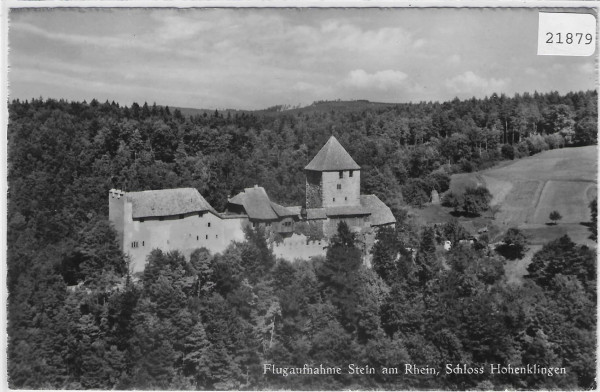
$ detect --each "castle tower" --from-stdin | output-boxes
[305,136,361,209]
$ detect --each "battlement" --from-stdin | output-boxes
[109,189,125,198]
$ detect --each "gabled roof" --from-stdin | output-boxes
[305,136,361,172]
[228,186,296,220]
[287,206,302,217]
[127,188,216,219]
[360,195,396,226]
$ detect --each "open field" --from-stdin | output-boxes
[450,145,598,247]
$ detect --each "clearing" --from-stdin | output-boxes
[450,145,597,247]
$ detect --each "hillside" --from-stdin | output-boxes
[172,99,399,119]
[451,145,597,246]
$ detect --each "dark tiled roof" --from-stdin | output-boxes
[127,188,216,219]
[306,208,327,220]
[305,136,361,171]
[325,204,370,217]
[271,202,297,218]
[228,186,295,220]
[360,195,396,226]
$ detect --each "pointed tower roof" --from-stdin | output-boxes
[305,136,360,171]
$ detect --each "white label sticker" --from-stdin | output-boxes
[538,12,596,56]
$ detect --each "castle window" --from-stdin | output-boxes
[216,235,219,239]
[208,222,211,228]
[338,170,343,179]
[142,241,145,246]
[131,241,138,248]
[337,184,341,190]
[333,198,335,202]
[349,170,354,177]
[253,222,257,228]
[205,235,208,240]
[197,236,199,240]
[179,214,184,219]
[345,197,348,201]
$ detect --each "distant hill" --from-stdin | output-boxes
[171,99,400,119]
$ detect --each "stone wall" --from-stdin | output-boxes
[305,170,323,208]
[108,189,126,248]
[272,233,327,261]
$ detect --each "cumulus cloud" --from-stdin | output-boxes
[445,71,508,95]
[343,69,408,91]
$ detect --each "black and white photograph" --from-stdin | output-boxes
[4,3,598,390]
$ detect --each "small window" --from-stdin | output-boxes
[333,198,336,202]
[179,214,184,219]
[216,235,218,239]
[337,184,341,190]
[197,236,199,240]
[142,241,145,246]
[205,235,208,240]
[253,222,257,228]
[198,212,202,217]
[208,222,211,227]
[140,218,144,223]
[349,170,354,177]
[131,241,138,248]
[338,171,343,179]
[345,197,348,201]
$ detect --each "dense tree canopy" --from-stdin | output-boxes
[7,90,597,389]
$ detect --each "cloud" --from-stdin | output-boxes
[578,62,595,74]
[448,54,461,65]
[445,71,508,95]
[343,69,408,91]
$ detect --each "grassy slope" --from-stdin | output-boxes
[453,145,598,247]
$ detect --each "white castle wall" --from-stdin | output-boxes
[272,233,328,261]
[322,170,361,208]
[118,195,248,273]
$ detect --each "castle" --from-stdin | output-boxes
[109,136,395,273]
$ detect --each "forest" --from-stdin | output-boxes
[6,90,597,389]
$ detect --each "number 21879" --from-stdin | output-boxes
[546,32,593,45]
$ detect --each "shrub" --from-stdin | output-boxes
[441,191,462,210]
[501,144,515,160]
[427,172,451,193]
[496,227,528,260]
[462,186,492,216]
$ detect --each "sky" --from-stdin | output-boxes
[7,7,598,110]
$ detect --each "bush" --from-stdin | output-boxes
[545,133,565,149]
[525,134,549,155]
[441,191,462,210]
[549,211,562,225]
[496,227,528,260]
[402,180,430,207]
[515,141,530,158]
[426,172,451,193]
[462,186,492,216]
[501,144,515,160]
